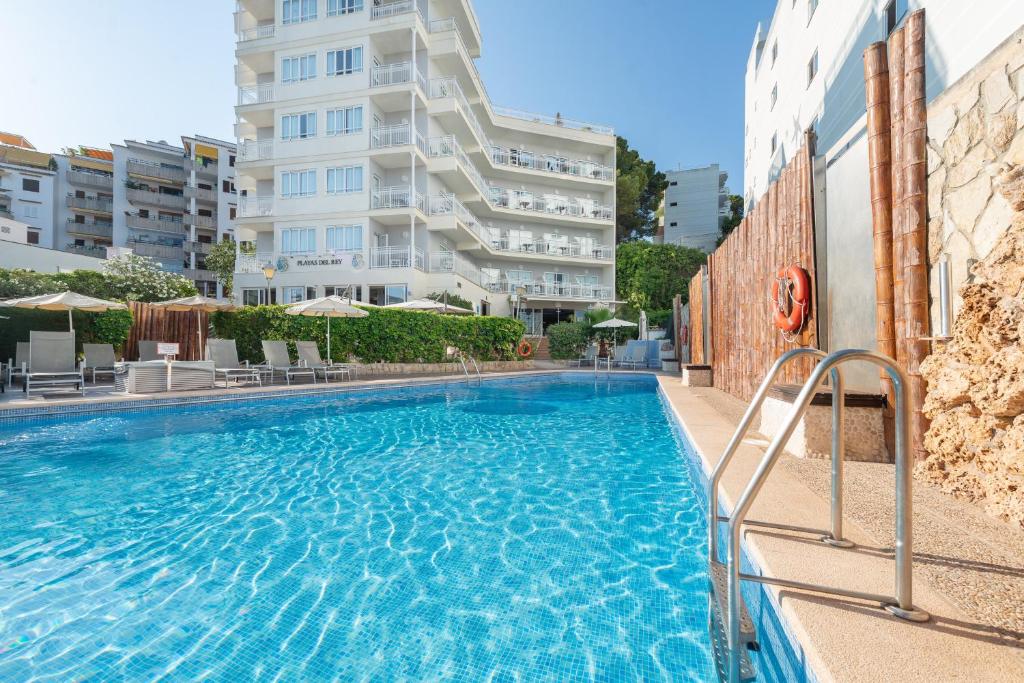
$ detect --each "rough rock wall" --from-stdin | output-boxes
[918,164,1024,527]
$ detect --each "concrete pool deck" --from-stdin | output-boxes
[658,378,1024,683]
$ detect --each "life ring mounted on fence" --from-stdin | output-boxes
[516,340,533,357]
[771,265,811,334]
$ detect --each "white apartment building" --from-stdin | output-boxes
[54,146,116,260]
[0,134,57,249]
[743,0,1024,209]
[661,164,730,252]
[232,0,616,330]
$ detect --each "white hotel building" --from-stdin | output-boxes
[232,0,616,330]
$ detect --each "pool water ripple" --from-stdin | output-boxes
[0,377,739,681]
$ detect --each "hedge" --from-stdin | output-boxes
[211,306,526,364]
[547,322,589,360]
[0,308,133,362]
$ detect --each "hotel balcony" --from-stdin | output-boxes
[126,214,187,236]
[370,62,426,90]
[428,77,488,150]
[126,159,186,184]
[66,169,114,189]
[488,146,613,183]
[62,244,109,259]
[369,245,425,270]
[426,135,490,197]
[489,187,613,222]
[0,206,13,219]
[428,251,494,289]
[489,238,614,261]
[237,84,274,106]
[185,240,213,255]
[371,186,425,212]
[237,23,275,43]
[65,195,113,214]
[65,218,113,239]
[184,268,216,282]
[238,195,274,218]
[238,139,273,162]
[184,185,217,203]
[126,188,186,210]
[370,0,422,22]
[184,214,218,229]
[129,240,185,261]
[488,279,614,302]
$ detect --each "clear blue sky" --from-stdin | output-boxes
[1,0,772,191]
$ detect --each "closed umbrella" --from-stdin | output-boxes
[592,317,637,347]
[638,310,648,341]
[285,295,368,364]
[152,295,236,360]
[384,298,474,315]
[1,291,127,331]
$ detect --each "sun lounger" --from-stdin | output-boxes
[7,341,28,387]
[83,343,118,383]
[24,331,85,396]
[260,340,316,385]
[569,344,598,367]
[616,343,648,370]
[207,339,262,388]
[296,341,351,382]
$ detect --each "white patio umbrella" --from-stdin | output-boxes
[151,295,236,360]
[0,291,127,331]
[384,298,474,315]
[285,295,368,364]
[592,317,638,347]
[638,310,649,341]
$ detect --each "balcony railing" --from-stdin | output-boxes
[426,135,490,198]
[184,268,216,281]
[488,280,613,301]
[65,195,113,213]
[489,187,613,221]
[428,77,488,149]
[130,241,184,260]
[369,245,424,270]
[428,193,493,243]
[185,214,218,229]
[65,220,113,239]
[238,24,275,42]
[491,106,614,135]
[0,206,15,219]
[126,188,186,209]
[488,147,613,182]
[185,241,213,255]
[370,0,421,21]
[370,123,417,151]
[236,252,268,274]
[370,62,425,90]
[371,186,424,211]
[66,169,114,189]
[238,84,274,106]
[126,159,186,183]
[238,196,274,218]
[429,251,495,289]
[490,238,613,261]
[239,139,273,161]
[126,214,187,235]
[63,244,109,259]
[185,185,217,202]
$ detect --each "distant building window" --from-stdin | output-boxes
[771,133,778,154]
[26,230,39,245]
[807,50,819,87]
[669,222,678,227]
[326,165,363,194]
[229,207,237,220]
[282,286,316,304]
[885,0,901,35]
[282,0,316,24]
[282,54,316,83]
[770,84,778,110]
[670,202,678,207]
[229,155,236,167]
[669,181,678,186]
[281,170,316,198]
[328,0,363,16]
[22,178,40,192]
[22,204,39,219]
[327,47,363,76]
[807,0,818,23]
[771,41,778,67]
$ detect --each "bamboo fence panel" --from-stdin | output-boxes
[124,302,209,361]
[688,272,704,365]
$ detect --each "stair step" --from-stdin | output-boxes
[709,601,757,682]
[709,561,757,646]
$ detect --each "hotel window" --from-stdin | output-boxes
[282,0,316,24]
[807,50,819,87]
[327,106,363,135]
[327,47,363,76]
[242,288,276,306]
[770,84,778,110]
[326,225,363,251]
[281,170,316,198]
[22,178,40,192]
[326,165,363,194]
[328,0,364,16]
[369,284,407,306]
[282,54,316,83]
[281,227,316,254]
[281,112,317,140]
[325,285,362,300]
[506,270,534,285]
[282,286,317,304]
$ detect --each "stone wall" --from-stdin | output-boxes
[921,29,1024,528]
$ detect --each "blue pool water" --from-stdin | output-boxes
[0,375,801,681]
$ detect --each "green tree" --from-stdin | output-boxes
[616,136,667,243]
[615,242,706,310]
[205,241,238,296]
[101,255,197,302]
[718,194,746,244]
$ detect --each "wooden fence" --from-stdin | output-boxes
[688,132,819,400]
[124,302,208,361]
[688,269,705,365]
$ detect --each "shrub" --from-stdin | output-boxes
[211,306,525,364]
[0,308,133,361]
[547,322,589,360]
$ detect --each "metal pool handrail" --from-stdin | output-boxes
[723,349,929,683]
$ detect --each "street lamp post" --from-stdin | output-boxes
[262,263,276,306]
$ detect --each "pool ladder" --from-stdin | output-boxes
[456,353,481,385]
[706,349,930,683]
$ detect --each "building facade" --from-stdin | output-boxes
[742,0,1024,210]
[0,134,57,249]
[661,164,730,252]
[232,0,616,330]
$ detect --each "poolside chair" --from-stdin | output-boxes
[260,340,316,386]
[616,343,648,370]
[569,344,598,367]
[24,331,85,396]
[207,339,262,388]
[138,340,164,361]
[296,341,351,382]
[82,343,118,383]
[7,341,28,387]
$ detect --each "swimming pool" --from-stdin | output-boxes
[0,374,804,681]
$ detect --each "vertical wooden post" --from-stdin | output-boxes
[902,9,931,461]
[888,28,907,372]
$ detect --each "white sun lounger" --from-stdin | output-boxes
[25,331,85,396]
[296,341,351,382]
[260,340,316,385]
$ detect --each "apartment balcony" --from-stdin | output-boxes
[238,195,274,218]
[371,186,425,212]
[238,139,273,162]
[238,84,274,106]
[489,238,614,262]
[184,268,216,282]
[370,124,419,149]
[126,214,187,235]
[129,240,185,261]
[184,240,213,255]
[428,77,488,149]
[236,252,268,274]
[0,206,13,219]
[370,0,422,22]
[65,219,113,239]
[65,195,113,214]
[489,187,613,222]
[426,135,490,197]
[126,159,186,183]
[62,244,109,259]
[428,251,494,289]
[369,245,424,271]
[488,147,613,183]
[427,193,490,243]
[488,280,614,302]
[237,24,275,42]
[126,188,186,210]
[184,214,217,229]
[370,62,425,90]
[66,169,114,189]
[185,185,217,203]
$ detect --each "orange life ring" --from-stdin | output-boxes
[771,265,811,333]
[517,340,532,357]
